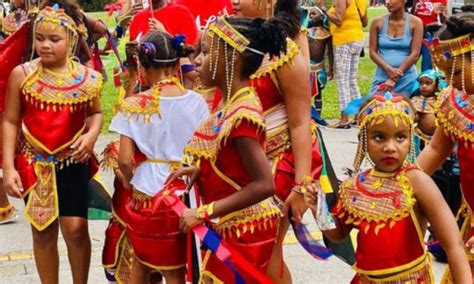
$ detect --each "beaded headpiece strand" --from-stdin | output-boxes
[206,16,264,103]
[33,4,79,58]
[253,0,274,19]
[354,92,416,172]
[424,34,474,91]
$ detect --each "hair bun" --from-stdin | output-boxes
[140,42,157,56]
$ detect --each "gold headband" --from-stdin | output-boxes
[424,34,474,61]
[353,93,415,171]
[358,92,415,129]
[35,5,78,37]
[206,17,263,55]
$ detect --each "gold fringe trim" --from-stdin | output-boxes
[214,199,280,239]
[20,60,102,107]
[435,87,474,146]
[250,38,299,79]
[184,87,265,165]
[337,171,415,229]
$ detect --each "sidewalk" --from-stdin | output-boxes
[0,128,447,283]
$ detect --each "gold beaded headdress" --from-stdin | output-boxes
[206,16,264,102]
[354,92,416,172]
[33,4,79,57]
[424,34,474,91]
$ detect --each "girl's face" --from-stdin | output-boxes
[366,116,411,173]
[34,23,69,66]
[195,33,219,87]
[385,0,405,13]
[435,56,474,93]
[231,0,272,18]
[418,77,436,97]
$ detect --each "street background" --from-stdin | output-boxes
[0,127,447,283]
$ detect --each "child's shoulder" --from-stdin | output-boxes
[404,166,432,188]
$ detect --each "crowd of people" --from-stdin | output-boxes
[0,0,474,283]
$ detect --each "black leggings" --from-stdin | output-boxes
[24,163,90,218]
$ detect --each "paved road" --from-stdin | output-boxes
[0,127,447,283]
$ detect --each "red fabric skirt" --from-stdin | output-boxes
[126,180,187,270]
[274,137,323,202]
[200,225,277,284]
[102,178,130,268]
[102,217,126,268]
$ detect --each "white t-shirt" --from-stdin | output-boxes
[109,90,210,196]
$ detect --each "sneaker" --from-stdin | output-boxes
[0,205,18,224]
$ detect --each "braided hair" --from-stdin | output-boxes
[138,31,194,69]
[225,16,287,78]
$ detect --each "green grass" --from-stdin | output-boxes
[86,7,388,132]
[321,56,375,120]
[365,7,387,32]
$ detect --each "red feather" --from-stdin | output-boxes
[0,22,29,112]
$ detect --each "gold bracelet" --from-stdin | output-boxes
[195,202,215,221]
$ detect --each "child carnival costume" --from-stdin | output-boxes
[249,22,323,206]
[183,17,280,283]
[424,30,474,282]
[14,5,102,231]
[333,94,434,283]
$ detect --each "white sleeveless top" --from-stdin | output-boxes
[109,90,209,196]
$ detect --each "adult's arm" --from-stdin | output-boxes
[326,0,347,27]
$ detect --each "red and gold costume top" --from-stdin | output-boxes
[435,86,474,210]
[184,87,279,239]
[1,9,28,35]
[332,166,432,279]
[435,86,474,146]
[16,59,102,231]
[249,38,299,112]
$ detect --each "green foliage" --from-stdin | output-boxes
[78,0,114,12]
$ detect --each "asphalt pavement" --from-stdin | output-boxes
[0,127,447,283]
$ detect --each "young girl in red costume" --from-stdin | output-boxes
[3,5,103,283]
[109,31,209,284]
[305,93,471,283]
[417,7,474,281]
[232,1,323,282]
[167,15,287,283]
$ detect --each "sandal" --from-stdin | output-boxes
[328,123,351,129]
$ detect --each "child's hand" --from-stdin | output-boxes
[328,68,334,81]
[304,183,319,215]
[148,18,166,33]
[283,191,308,223]
[466,236,474,254]
[3,168,23,198]
[179,208,204,233]
[165,166,200,191]
[70,133,95,163]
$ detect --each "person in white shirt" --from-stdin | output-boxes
[109,31,209,284]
